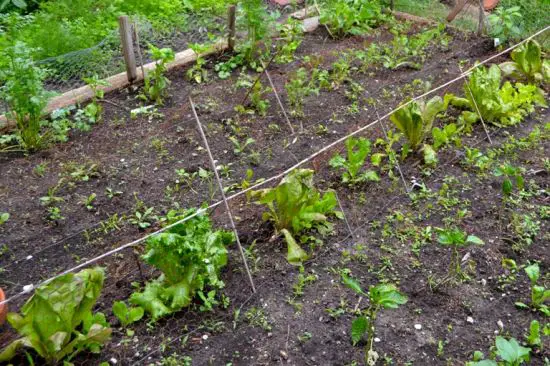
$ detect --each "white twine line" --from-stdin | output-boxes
[1,25,548,307]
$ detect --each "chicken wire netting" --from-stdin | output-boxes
[0,13,227,116]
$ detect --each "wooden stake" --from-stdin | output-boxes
[119,16,137,83]
[189,97,256,294]
[228,5,236,52]
[477,0,485,36]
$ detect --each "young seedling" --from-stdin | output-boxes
[432,123,462,150]
[112,301,144,328]
[175,168,197,193]
[515,263,550,316]
[82,74,110,124]
[524,320,541,349]
[105,188,123,199]
[129,207,157,230]
[0,212,9,226]
[341,273,407,366]
[329,137,380,186]
[82,193,97,211]
[493,163,524,197]
[285,68,318,118]
[468,336,530,365]
[436,227,484,283]
[229,136,255,156]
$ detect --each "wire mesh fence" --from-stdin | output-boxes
[0,12,229,116]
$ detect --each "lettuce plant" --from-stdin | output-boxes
[252,169,341,265]
[500,39,550,84]
[329,137,380,185]
[342,274,407,365]
[130,209,234,321]
[390,96,446,151]
[447,65,547,127]
[0,268,111,364]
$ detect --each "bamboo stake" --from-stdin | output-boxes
[189,97,256,294]
[260,60,295,134]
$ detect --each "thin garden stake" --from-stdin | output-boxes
[260,60,295,134]
[459,64,493,145]
[373,105,409,193]
[240,50,279,106]
[189,97,256,294]
[335,192,353,238]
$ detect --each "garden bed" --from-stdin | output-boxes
[0,19,548,365]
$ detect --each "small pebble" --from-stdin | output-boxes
[374,337,381,343]
[110,358,118,365]
[202,334,208,340]
[280,350,288,360]
[23,284,34,293]
[414,324,422,330]
[467,317,474,324]
[26,255,33,260]
[497,320,504,330]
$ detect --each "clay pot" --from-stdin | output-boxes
[0,287,7,326]
[484,0,500,11]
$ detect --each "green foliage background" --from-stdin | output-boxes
[0,0,236,63]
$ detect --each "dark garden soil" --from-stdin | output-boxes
[0,20,548,366]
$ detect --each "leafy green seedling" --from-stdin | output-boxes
[468,336,530,365]
[525,320,541,348]
[105,188,123,199]
[329,137,380,185]
[112,301,144,328]
[229,136,255,155]
[342,274,407,365]
[493,163,524,197]
[515,263,549,316]
[432,123,462,150]
[437,227,484,281]
[129,207,157,230]
[0,212,9,225]
[83,193,96,211]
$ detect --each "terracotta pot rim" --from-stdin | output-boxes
[0,287,7,326]
[484,0,500,11]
